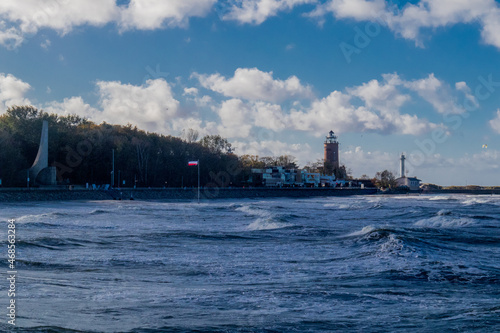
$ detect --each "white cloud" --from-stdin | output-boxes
[119,0,217,30]
[40,38,51,49]
[183,87,199,96]
[45,96,98,118]
[0,23,23,49]
[0,0,216,48]
[312,0,500,49]
[0,73,31,111]
[404,74,466,114]
[95,79,179,133]
[216,99,253,138]
[489,109,500,134]
[0,0,118,48]
[290,74,439,136]
[342,146,398,178]
[195,67,313,103]
[170,117,218,137]
[232,139,314,167]
[222,0,316,25]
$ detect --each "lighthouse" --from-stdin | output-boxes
[324,130,339,170]
[400,153,406,178]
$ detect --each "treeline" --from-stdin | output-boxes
[0,106,243,187]
[0,106,307,188]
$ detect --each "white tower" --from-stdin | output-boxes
[400,153,406,178]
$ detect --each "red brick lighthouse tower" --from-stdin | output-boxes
[324,130,339,169]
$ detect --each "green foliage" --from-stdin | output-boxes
[0,106,241,187]
[373,170,397,189]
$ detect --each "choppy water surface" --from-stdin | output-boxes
[0,194,499,332]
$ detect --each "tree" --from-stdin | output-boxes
[200,135,232,155]
[275,155,298,169]
[373,170,397,189]
[181,128,199,143]
[239,155,265,169]
[303,159,324,173]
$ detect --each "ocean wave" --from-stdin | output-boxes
[428,195,457,201]
[246,219,292,231]
[415,215,476,228]
[16,212,67,223]
[237,205,293,231]
[88,209,110,215]
[461,197,499,206]
[378,234,405,256]
[347,226,376,237]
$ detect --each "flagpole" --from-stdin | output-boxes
[197,160,200,204]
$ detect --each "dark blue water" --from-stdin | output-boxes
[1,195,499,332]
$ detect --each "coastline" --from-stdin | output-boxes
[0,187,378,203]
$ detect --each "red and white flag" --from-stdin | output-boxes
[188,161,198,166]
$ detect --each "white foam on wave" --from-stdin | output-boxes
[237,205,292,231]
[461,197,494,206]
[378,234,404,255]
[428,195,454,201]
[16,212,61,223]
[324,203,352,209]
[246,219,290,231]
[415,215,476,228]
[347,225,376,237]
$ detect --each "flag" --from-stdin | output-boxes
[188,161,198,166]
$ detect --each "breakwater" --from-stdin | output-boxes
[0,187,377,202]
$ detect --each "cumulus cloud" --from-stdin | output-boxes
[96,79,179,132]
[214,98,289,138]
[404,74,468,114]
[489,109,500,134]
[119,0,217,30]
[216,99,254,138]
[0,73,31,111]
[45,96,98,118]
[342,146,399,177]
[232,139,314,167]
[194,67,314,103]
[45,79,180,133]
[200,71,473,138]
[311,0,500,49]
[220,0,316,25]
[0,0,216,48]
[0,0,118,48]
[290,74,440,136]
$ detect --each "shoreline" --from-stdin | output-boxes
[0,187,378,203]
[2,187,499,203]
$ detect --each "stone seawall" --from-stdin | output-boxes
[0,187,378,202]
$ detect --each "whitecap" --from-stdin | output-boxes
[237,205,292,231]
[246,219,291,231]
[428,195,454,201]
[415,216,476,228]
[347,225,376,237]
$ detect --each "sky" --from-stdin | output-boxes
[1,0,500,186]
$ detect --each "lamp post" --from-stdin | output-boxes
[111,149,115,187]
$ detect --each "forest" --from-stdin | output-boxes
[0,105,324,188]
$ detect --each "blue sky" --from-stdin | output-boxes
[1,0,500,185]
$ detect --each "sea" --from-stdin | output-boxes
[0,194,499,332]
